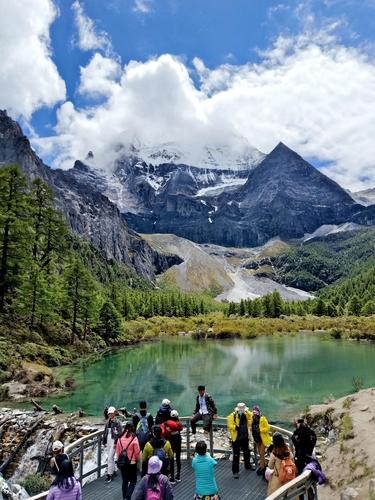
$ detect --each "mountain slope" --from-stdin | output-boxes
[0,110,178,279]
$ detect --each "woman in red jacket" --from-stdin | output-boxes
[162,410,183,484]
[115,423,141,500]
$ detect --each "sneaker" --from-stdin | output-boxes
[233,473,239,479]
[176,477,181,483]
[104,474,112,483]
[256,467,265,476]
[170,480,176,485]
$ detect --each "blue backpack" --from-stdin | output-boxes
[136,413,151,446]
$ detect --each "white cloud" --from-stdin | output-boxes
[72,0,112,53]
[0,0,66,119]
[79,53,121,97]
[37,31,375,191]
[133,0,152,14]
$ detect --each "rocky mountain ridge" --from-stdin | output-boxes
[0,110,179,279]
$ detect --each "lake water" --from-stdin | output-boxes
[41,335,375,425]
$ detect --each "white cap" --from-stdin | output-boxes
[107,406,116,414]
[237,402,246,410]
[52,440,64,451]
[170,410,179,418]
[162,399,171,406]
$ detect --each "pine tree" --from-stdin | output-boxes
[0,166,31,312]
[347,295,361,316]
[361,300,375,316]
[97,301,122,341]
[271,290,283,317]
[239,299,246,316]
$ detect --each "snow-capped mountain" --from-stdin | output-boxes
[350,188,375,206]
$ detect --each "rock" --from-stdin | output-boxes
[360,406,369,412]
[340,487,359,499]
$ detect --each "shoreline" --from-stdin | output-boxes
[1,314,375,406]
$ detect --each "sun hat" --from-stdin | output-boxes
[52,440,64,452]
[162,398,171,406]
[170,410,179,417]
[107,406,116,414]
[252,405,261,415]
[237,402,247,410]
[148,456,162,474]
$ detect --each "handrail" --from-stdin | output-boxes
[29,416,303,500]
[265,470,317,500]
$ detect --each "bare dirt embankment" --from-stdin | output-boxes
[309,388,375,499]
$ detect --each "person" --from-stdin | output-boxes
[161,410,183,484]
[155,399,173,425]
[134,456,174,500]
[49,440,69,476]
[292,418,317,474]
[191,386,217,437]
[192,440,219,500]
[103,405,122,483]
[133,400,154,451]
[46,458,81,500]
[227,402,252,478]
[115,423,140,500]
[141,425,173,477]
[251,405,271,475]
[267,433,296,496]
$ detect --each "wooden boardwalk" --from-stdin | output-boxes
[83,460,268,499]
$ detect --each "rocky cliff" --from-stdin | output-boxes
[0,110,179,279]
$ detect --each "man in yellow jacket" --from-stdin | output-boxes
[227,402,252,478]
[251,405,271,475]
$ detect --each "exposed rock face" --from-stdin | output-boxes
[127,143,364,247]
[0,110,179,279]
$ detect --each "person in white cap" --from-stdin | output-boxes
[134,456,174,500]
[102,406,122,483]
[227,402,252,478]
[155,399,173,425]
[49,440,69,475]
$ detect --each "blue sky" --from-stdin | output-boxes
[32,0,375,134]
[1,0,375,189]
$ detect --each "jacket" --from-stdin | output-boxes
[227,409,252,442]
[102,418,122,445]
[292,425,317,461]
[115,434,140,463]
[252,415,271,447]
[155,405,173,424]
[194,394,217,417]
[192,454,218,496]
[141,437,174,475]
[46,478,81,500]
[267,449,295,496]
[303,458,326,485]
[133,473,174,500]
[161,420,183,440]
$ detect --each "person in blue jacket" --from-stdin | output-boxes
[192,441,219,500]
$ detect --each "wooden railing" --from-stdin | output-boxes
[30,417,316,500]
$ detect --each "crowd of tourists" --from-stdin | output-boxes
[46,384,324,500]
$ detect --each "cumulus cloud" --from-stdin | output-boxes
[37,31,375,190]
[0,0,66,119]
[72,0,112,53]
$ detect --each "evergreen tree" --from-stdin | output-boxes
[97,301,122,341]
[347,295,361,316]
[239,299,246,316]
[271,290,283,317]
[361,300,375,316]
[0,166,31,312]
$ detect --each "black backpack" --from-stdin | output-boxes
[117,436,135,469]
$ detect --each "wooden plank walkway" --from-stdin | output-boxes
[83,460,268,499]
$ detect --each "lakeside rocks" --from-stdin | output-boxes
[308,387,375,500]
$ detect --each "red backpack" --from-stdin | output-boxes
[278,456,297,484]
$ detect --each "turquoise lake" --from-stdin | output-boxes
[39,335,375,425]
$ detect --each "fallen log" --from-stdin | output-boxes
[31,399,46,412]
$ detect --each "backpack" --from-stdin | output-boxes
[145,475,165,500]
[136,413,151,446]
[278,456,297,484]
[152,441,169,471]
[117,436,135,469]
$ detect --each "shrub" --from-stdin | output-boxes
[22,473,51,496]
[352,376,364,393]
